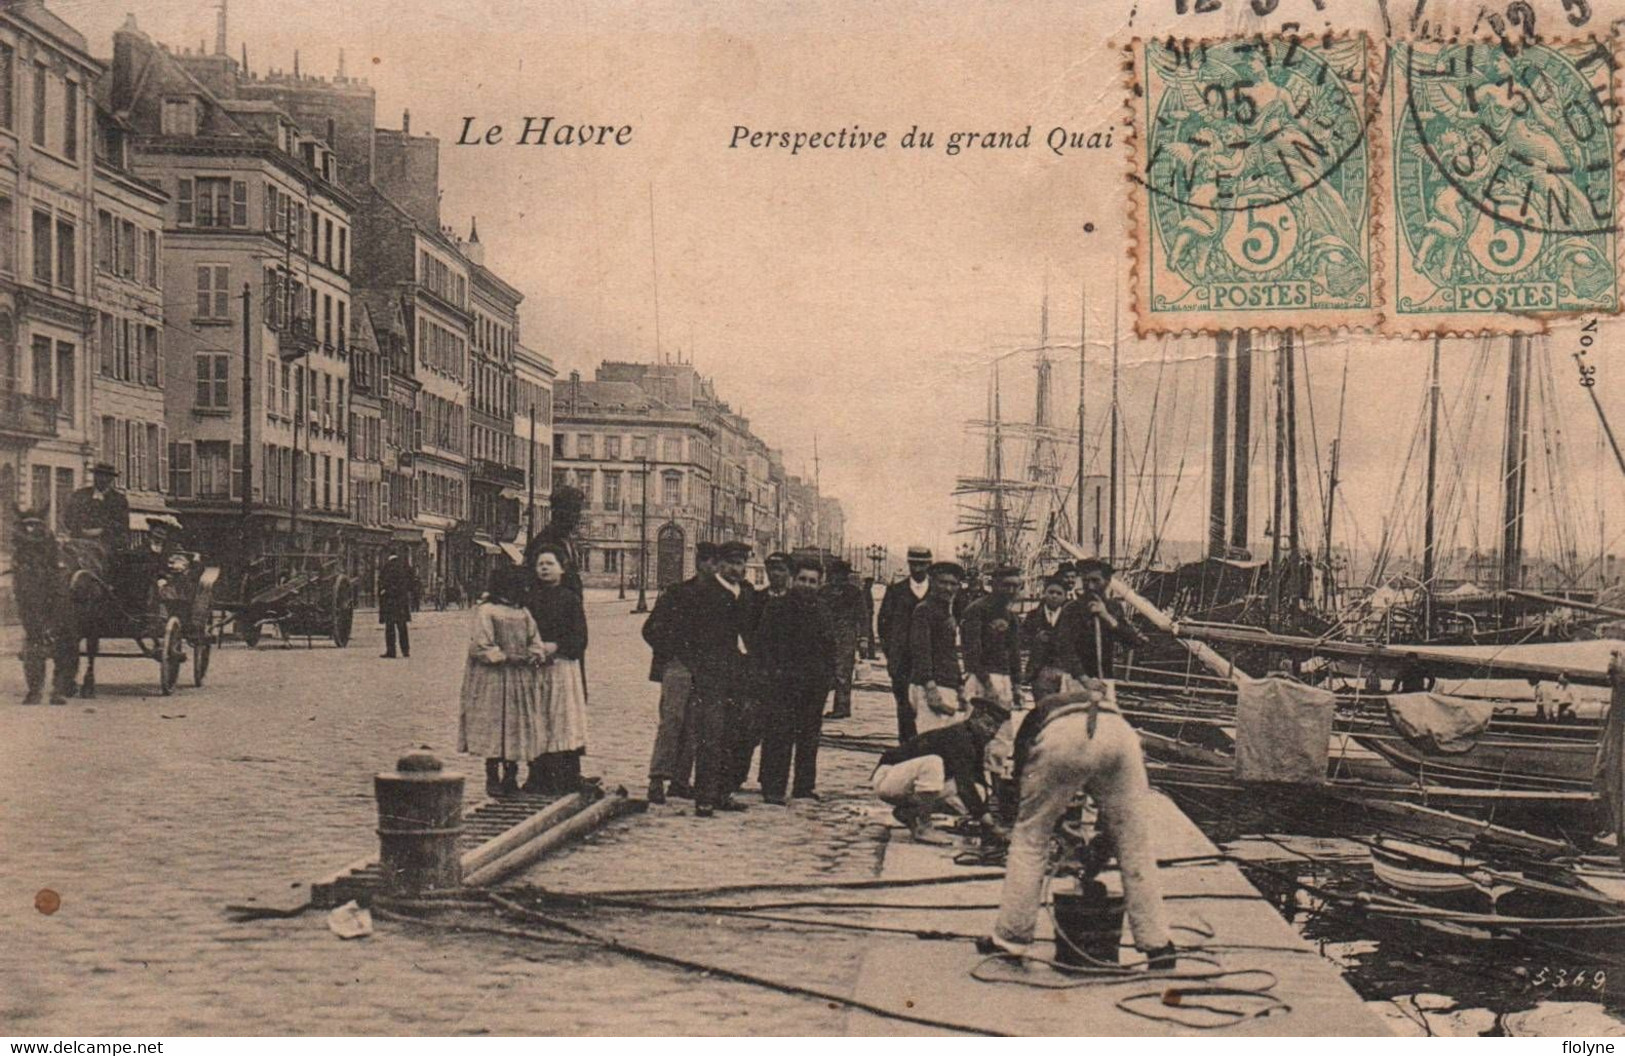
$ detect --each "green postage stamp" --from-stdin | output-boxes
[1130,34,1377,334]
[1387,39,1620,333]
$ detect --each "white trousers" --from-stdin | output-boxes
[992,709,1169,953]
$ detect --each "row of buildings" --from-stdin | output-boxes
[0,1,844,601]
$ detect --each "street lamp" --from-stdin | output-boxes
[634,455,650,613]
[866,543,886,583]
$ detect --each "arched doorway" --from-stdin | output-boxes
[656,522,685,588]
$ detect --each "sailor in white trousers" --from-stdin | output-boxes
[981,681,1175,966]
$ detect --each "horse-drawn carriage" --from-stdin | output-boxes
[11,512,220,699]
[222,552,357,648]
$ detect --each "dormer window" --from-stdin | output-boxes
[161,97,197,137]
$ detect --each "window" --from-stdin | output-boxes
[161,98,196,137]
[631,435,648,459]
[55,218,73,289]
[195,352,229,411]
[30,335,49,400]
[196,265,229,319]
[30,465,50,524]
[0,197,14,275]
[54,468,73,526]
[603,550,620,574]
[144,325,159,387]
[577,433,595,459]
[195,441,230,498]
[31,64,44,147]
[96,211,112,272]
[604,435,621,460]
[146,424,160,491]
[101,417,115,463]
[602,471,622,510]
[280,363,291,417]
[323,218,333,267]
[663,437,683,462]
[98,313,113,376]
[54,342,73,423]
[143,230,157,285]
[31,209,50,283]
[177,178,193,225]
[337,301,346,351]
[195,177,230,228]
[553,432,566,458]
[63,80,76,160]
[168,441,192,498]
[662,471,683,507]
[231,180,247,227]
[118,219,134,277]
[0,43,13,130]
[337,228,347,273]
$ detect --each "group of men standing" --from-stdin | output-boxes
[877,547,1148,742]
[641,542,871,817]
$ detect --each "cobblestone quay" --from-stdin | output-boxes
[0,592,897,1035]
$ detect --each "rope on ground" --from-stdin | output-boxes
[517,869,1007,902]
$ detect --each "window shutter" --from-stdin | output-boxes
[177,178,193,225]
[153,327,164,388]
[158,427,168,494]
[231,442,244,499]
[232,180,247,227]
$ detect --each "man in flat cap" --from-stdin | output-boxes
[1056,558,1146,684]
[821,558,867,720]
[762,551,792,599]
[909,560,967,733]
[878,545,934,741]
[673,539,756,816]
[641,541,720,803]
[755,554,838,803]
[1022,574,1073,699]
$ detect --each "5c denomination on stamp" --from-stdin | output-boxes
[1130,34,1378,335]
[1385,39,1621,334]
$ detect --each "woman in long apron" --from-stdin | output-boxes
[524,544,590,793]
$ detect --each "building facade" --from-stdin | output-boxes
[466,222,523,550]
[513,341,554,539]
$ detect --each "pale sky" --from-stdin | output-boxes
[53,0,1625,571]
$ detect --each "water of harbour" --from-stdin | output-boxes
[1167,790,1625,1036]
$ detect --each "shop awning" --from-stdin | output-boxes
[474,539,503,555]
[498,487,530,502]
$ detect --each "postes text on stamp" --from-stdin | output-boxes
[1386,39,1620,334]
[1130,34,1377,335]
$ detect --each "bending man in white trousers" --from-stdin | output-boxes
[982,683,1174,965]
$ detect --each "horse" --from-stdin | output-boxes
[10,508,81,704]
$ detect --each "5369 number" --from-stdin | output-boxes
[1531,967,1607,991]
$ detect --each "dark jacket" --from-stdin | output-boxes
[641,576,697,682]
[820,581,869,641]
[1021,602,1070,683]
[527,581,588,661]
[878,575,930,668]
[377,559,417,624]
[908,594,962,688]
[960,593,1021,681]
[878,723,992,817]
[673,574,755,696]
[1056,595,1146,681]
[952,584,988,622]
[754,590,837,688]
[63,486,130,551]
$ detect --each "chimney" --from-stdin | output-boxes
[402,108,410,134]
[464,216,484,265]
[215,0,227,56]
[570,370,581,414]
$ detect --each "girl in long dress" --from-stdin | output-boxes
[524,545,590,794]
[459,563,550,796]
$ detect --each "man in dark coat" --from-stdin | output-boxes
[755,556,838,803]
[1056,558,1146,682]
[821,559,868,720]
[377,553,417,658]
[877,545,933,741]
[674,539,756,816]
[1021,574,1073,697]
[909,560,967,732]
[63,462,131,572]
[642,542,717,803]
[523,485,585,595]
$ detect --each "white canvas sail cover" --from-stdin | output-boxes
[1386,693,1495,754]
[1234,677,1336,785]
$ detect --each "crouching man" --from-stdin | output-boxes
[872,696,1008,845]
[979,680,1175,968]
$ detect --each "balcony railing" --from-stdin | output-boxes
[472,458,525,487]
[0,391,59,438]
[271,307,319,360]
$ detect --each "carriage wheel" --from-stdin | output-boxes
[192,639,212,686]
[331,575,356,648]
[158,616,183,695]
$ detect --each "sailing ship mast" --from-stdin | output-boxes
[1501,334,1531,594]
[1109,298,1120,565]
[1209,332,1231,557]
[1423,335,1441,638]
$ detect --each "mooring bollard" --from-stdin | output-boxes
[375,752,465,895]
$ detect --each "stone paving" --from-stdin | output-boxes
[0,592,909,1035]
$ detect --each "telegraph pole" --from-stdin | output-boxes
[240,284,253,534]
[526,403,537,544]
